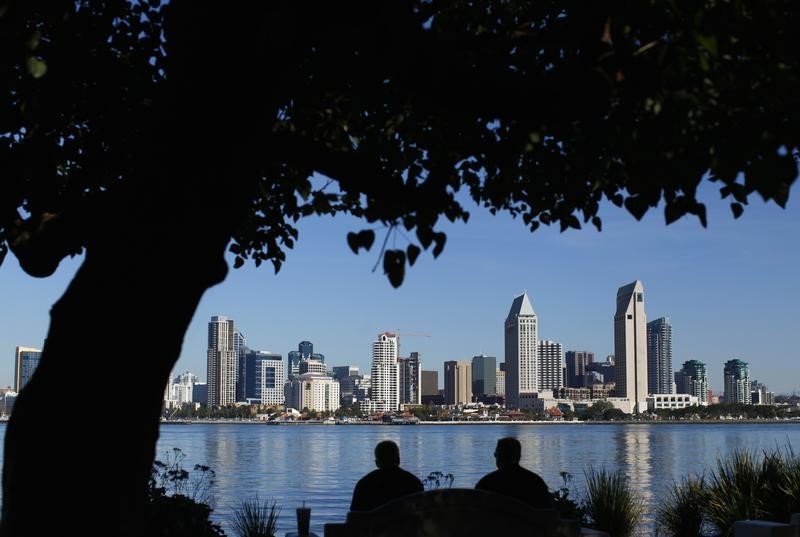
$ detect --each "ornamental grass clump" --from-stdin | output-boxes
[704,450,764,537]
[759,446,800,523]
[584,467,644,537]
[656,475,707,537]
[231,497,281,537]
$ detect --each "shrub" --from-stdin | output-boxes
[231,497,281,537]
[656,475,706,537]
[583,468,644,537]
[552,472,586,523]
[144,448,224,537]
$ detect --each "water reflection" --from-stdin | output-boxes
[145,423,800,535]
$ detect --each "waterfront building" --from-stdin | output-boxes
[647,317,673,395]
[284,373,340,412]
[750,380,774,406]
[723,359,751,404]
[299,359,327,375]
[398,352,422,405]
[14,346,42,393]
[496,369,505,397]
[421,370,440,405]
[207,316,240,407]
[565,351,595,388]
[504,291,538,408]
[172,371,199,404]
[369,332,400,412]
[613,281,648,413]
[471,354,497,397]
[1,391,18,416]
[538,340,563,391]
[444,360,472,405]
[242,351,285,405]
[674,360,709,404]
[586,358,615,384]
[647,393,699,411]
[192,382,208,405]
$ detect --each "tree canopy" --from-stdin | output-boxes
[3,1,798,286]
[1,1,799,535]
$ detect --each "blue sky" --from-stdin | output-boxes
[2,181,799,394]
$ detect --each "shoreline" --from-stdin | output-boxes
[152,418,800,426]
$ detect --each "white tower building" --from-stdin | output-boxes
[369,332,400,412]
[614,281,648,413]
[14,346,42,393]
[504,292,538,408]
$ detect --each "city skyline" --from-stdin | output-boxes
[1,187,799,394]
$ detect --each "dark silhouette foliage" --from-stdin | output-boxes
[1,1,799,534]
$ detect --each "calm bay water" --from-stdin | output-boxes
[2,422,800,535]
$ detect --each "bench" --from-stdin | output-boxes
[324,488,582,537]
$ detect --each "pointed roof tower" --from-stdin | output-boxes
[506,291,536,320]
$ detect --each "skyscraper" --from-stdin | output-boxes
[723,359,751,404]
[288,340,324,380]
[537,340,564,391]
[674,359,709,404]
[614,281,648,413]
[565,351,595,388]
[444,360,472,405]
[14,346,42,393]
[370,332,399,412]
[504,292,538,408]
[242,350,285,405]
[207,316,240,407]
[647,317,673,394]
[471,354,497,397]
[398,352,422,405]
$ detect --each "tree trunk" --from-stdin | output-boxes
[1,209,231,536]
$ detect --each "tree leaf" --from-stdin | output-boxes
[358,229,375,250]
[346,232,359,254]
[233,256,244,269]
[26,57,47,78]
[731,202,744,219]
[407,244,421,266]
[383,249,406,288]
[432,232,446,258]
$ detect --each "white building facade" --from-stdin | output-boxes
[504,292,538,408]
[369,332,400,412]
[14,346,42,393]
[614,281,649,413]
[284,373,340,412]
[647,393,700,410]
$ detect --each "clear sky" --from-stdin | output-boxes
[2,181,799,395]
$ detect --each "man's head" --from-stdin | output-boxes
[494,437,522,469]
[375,440,401,469]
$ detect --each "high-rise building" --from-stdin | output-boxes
[750,380,775,406]
[471,354,497,397]
[674,360,708,404]
[298,341,313,359]
[565,351,595,388]
[207,316,241,407]
[370,332,399,412]
[496,369,505,397]
[443,360,472,405]
[284,373,340,412]
[724,359,751,404]
[287,340,324,380]
[504,292,538,408]
[172,371,199,404]
[241,351,285,405]
[614,281,648,413]
[647,317,673,395]
[398,352,422,405]
[537,340,563,391]
[14,346,42,393]
[420,370,439,404]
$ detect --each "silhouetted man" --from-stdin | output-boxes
[350,440,424,511]
[475,437,553,508]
